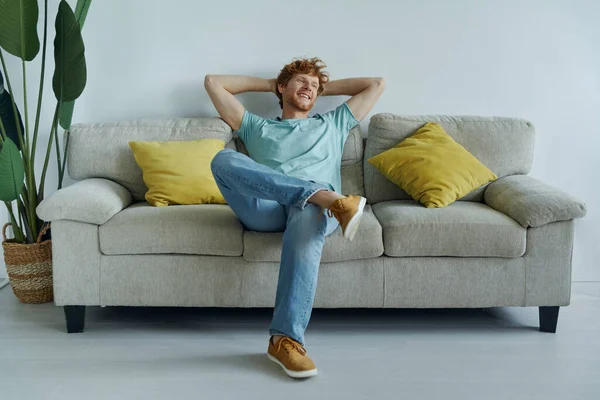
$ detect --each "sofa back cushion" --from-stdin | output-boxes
[340,125,365,196]
[364,114,535,204]
[68,118,233,201]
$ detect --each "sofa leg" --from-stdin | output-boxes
[539,306,559,333]
[64,306,86,333]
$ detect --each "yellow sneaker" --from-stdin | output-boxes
[327,195,367,241]
[267,336,318,379]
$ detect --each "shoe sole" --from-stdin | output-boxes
[344,196,367,241]
[267,353,318,379]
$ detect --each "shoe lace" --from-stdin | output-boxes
[326,198,347,219]
[276,337,307,356]
[317,197,349,222]
[318,205,336,221]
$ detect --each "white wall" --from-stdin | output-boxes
[2,0,598,280]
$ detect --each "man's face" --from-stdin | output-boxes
[279,73,319,112]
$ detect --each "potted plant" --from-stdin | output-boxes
[0,0,91,303]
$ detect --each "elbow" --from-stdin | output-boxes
[370,77,385,97]
[374,77,385,90]
[204,74,216,89]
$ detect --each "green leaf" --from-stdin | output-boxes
[0,0,40,61]
[0,137,24,201]
[0,68,24,150]
[58,0,92,130]
[58,99,74,130]
[53,0,87,103]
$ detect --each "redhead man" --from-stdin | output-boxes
[205,58,384,378]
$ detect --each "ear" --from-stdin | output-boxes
[277,83,285,95]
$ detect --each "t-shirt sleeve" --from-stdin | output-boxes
[234,109,266,143]
[323,102,360,136]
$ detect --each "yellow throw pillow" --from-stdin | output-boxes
[129,139,226,207]
[367,122,497,208]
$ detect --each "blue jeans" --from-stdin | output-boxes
[211,148,339,346]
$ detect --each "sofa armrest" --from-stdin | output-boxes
[484,175,587,228]
[36,178,134,225]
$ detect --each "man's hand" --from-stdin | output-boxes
[321,77,385,121]
[204,75,275,131]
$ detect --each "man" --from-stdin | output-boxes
[205,58,385,378]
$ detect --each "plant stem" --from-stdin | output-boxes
[31,0,48,167]
[21,61,38,241]
[17,189,32,241]
[16,198,32,243]
[55,122,61,186]
[38,103,60,202]
[59,130,70,189]
[21,61,30,153]
[20,185,29,213]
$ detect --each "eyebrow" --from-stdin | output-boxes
[299,77,318,86]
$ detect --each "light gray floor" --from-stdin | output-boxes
[1,282,599,400]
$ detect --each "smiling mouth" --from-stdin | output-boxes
[298,93,311,100]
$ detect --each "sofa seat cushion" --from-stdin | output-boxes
[243,205,384,263]
[99,202,243,256]
[372,200,526,258]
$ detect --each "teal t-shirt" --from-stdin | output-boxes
[234,102,359,193]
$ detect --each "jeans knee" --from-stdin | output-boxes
[285,207,327,240]
[211,148,234,174]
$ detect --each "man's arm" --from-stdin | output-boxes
[321,77,385,121]
[204,75,275,131]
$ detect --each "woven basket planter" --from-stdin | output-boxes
[2,223,53,304]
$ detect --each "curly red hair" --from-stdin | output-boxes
[275,57,329,109]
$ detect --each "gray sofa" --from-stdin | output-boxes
[36,114,587,334]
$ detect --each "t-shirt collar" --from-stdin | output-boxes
[276,114,315,121]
